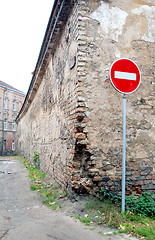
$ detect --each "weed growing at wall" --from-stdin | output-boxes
[100,188,155,218]
[71,196,155,239]
[21,156,66,210]
[20,156,155,239]
[32,151,40,169]
[125,192,155,218]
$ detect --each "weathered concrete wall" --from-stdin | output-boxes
[73,0,155,194]
[17,0,155,196]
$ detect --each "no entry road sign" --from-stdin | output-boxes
[109,58,141,213]
[109,58,141,94]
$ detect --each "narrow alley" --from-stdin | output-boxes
[0,157,138,240]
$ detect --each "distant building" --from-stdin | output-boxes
[0,81,25,155]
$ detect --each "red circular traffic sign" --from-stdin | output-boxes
[109,58,141,94]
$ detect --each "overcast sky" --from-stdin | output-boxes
[0,0,54,94]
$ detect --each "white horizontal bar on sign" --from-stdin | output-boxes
[114,71,136,81]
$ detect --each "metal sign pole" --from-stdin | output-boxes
[122,94,126,213]
[109,58,141,214]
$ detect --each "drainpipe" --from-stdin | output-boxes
[1,89,6,156]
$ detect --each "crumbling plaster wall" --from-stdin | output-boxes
[75,0,155,194]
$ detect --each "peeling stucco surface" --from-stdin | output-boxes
[91,2,155,43]
[90,2,128,42]
[132,5,155,42]
[142,0,155,4]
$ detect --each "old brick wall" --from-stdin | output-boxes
[17,2,79,189]
[74,0,155,194]
[17,0,155,196]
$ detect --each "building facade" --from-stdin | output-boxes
[0,81,25,155]
[16,0,155,196]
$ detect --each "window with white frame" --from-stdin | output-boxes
[12,122,16,131]
[4,121,7,130]
[4,98,7,110]
[13,100,16,111]
[12,140,15,151]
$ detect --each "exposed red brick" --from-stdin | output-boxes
[93,177,102,182]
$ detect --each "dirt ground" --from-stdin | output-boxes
[0,157,138,240]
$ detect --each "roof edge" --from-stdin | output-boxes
[16,0,62,123]
[16,0,76,124]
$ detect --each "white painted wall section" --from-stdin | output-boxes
[132,5,155,43]
[90,1,128,42]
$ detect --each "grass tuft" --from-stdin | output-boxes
[20,156,155,239]
[21,156,66,210]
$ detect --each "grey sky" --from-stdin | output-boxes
[0,0,54,94]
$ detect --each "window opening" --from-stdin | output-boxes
[12,140,15,151]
